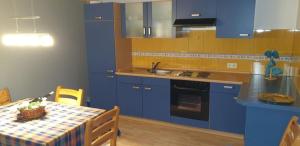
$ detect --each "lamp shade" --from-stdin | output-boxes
[1,33,54,47]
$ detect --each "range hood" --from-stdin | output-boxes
[173,18,216,37]
[173,18,216,27]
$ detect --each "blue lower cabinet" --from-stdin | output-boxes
[117,76,170,120]
[210,83,245,134]
[245,107,300,146]
[117,82,143,117]
[116,77,246,133]
[143,79,170,122]
[89,72,117,110]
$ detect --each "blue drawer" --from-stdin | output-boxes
[143,77,170,87]
[117,76,143,84]
[210,83,240,94]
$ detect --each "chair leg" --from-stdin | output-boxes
[117,129,121,137]
[110,136,117,146]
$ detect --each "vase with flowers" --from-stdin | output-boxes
[264,50,283,80]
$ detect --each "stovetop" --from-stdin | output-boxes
[178,71,193,77]
[178,71,211,78]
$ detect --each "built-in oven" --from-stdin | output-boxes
[171,80,210,121]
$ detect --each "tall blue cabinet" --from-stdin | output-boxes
[84,3,117,110]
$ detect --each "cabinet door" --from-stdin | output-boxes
[143,79,170,121]
[85,21,116,73]
[117,83,143,117]
[216,0,256,38]
[149,1,173,38]
[122,3,146,38]
[89,72,117,110]
[176,0,216,19]
[84,3,114,21]
[210,91,245,134]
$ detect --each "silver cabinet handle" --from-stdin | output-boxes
[239,34,249,37]
[143,27,146,36]
[106,75,114,78]
[144,87,152,91]
[148,27,152,36]
[132,86,140,90]
[224,86,233,89]
[191,13,201,17]
[95,16,103,20]
[106,70,114,73]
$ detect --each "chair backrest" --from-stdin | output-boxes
[85,106,120,146]
[55,85,84,106]
[280,116,299,146]
[0,88,11,106]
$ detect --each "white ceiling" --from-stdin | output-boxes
[89,0,165,3]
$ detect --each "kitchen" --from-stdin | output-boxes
[1,0,300,146]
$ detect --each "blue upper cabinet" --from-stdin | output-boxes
[175,0,216,19]
[121,1,173,38]
[84,3,117,109]
[216,0,256,38]
[84,3,114,21]
[121,3,145,38]
[210,83,245,134]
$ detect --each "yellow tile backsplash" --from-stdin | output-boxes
[132,29,296,74]
[291,31,300,92]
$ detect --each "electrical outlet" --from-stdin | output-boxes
[227,63,238,69]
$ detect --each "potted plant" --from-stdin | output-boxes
[264,50,283,80]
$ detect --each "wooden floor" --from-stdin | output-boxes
[117,116,244,146]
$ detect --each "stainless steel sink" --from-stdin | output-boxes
[147,69,172,75]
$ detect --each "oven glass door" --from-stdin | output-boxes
[171,81,209,121]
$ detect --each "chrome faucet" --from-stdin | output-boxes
[150,62,161,73]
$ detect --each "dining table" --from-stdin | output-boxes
[0,98,105,146]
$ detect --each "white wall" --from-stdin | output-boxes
[89,0,163,3]
[298,0,300,29]
[254,0,299,29]
[0,0,88,100]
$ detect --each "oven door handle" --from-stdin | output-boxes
[173,85,208,92]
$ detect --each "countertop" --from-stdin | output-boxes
[238,75,300,112]
[116,68,251,85]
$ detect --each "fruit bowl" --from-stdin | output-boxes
[17,97,47,121]
[18,106,46,121]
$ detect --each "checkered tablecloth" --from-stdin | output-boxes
[0,99,105,146]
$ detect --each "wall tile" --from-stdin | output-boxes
[131,30,294,74]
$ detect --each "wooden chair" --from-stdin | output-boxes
[0,88,11,106]
[280,116,300,146]
[55,85,84,106]
[85,106,120,146]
